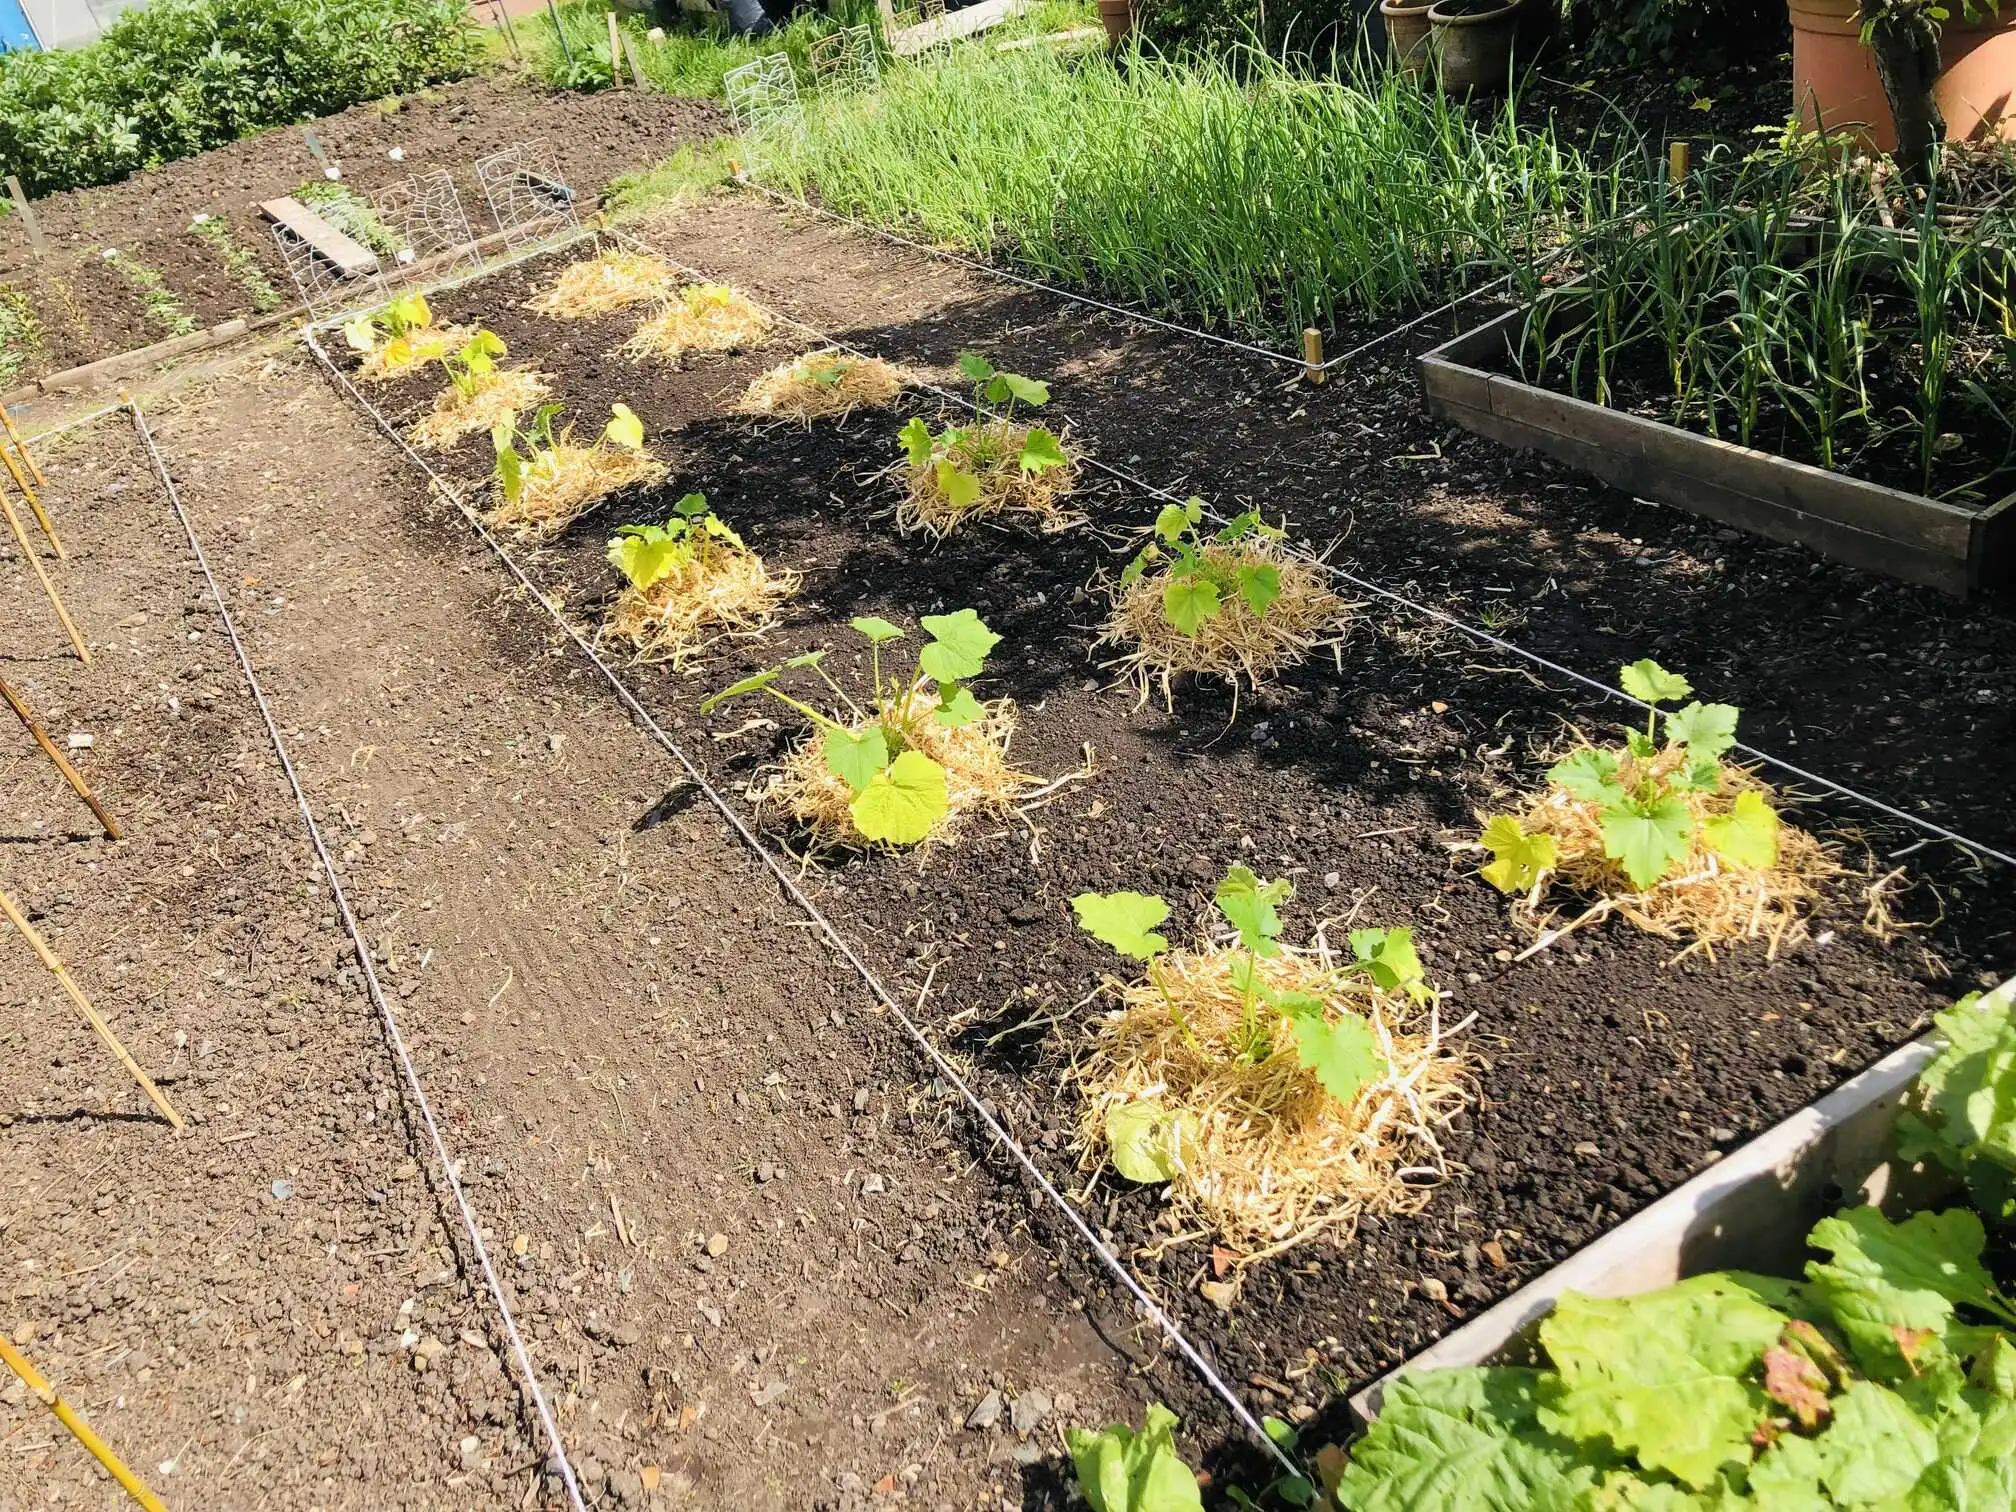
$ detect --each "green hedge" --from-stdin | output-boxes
[0,0,486,197]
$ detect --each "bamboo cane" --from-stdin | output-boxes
[0,1333,170,1512]
[0,488,89,663]
[1,406,48,487]
[0,887,181,1128]
[0,437,63,559]
[0,676,121,839]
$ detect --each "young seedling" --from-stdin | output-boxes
[619,282,774,365]
[101,248,197,339]
[736,348,914,424]
[599,491,797,666]
[343,291,470,381]
[410,330,553,450]
[1097,496,1347,707]
[1476,658,1831,951]
[486,401,666,536]
[891,352,1078,536]
[189,214,283,313]
[700,610,1032,848]
[1067,864,1465,1248]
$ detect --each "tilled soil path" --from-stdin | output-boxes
[0,74,724,390]
[1,360,1157,1510]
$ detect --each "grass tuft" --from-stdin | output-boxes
[410,367,553,450]
[737,348,914,423]
[1071,942,1468,1254]
[620,283,774,364]
[527,249,681,319]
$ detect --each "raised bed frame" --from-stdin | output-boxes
[1418,300,2016,599]
[1351,976,2015,1422]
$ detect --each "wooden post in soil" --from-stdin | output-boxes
[0,487,89,664]
[0,886,182,1129]
[607,10,624,83]
[1,407,48,488]
[0,676,121,840]
[1302,327,1326,386]
[0,1333,170,1511]
[0,434,64,558]
[5,176,46,260]
[1668,140,1691,188]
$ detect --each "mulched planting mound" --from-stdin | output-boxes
[324,237,2016,1459]
[0,74,725,387]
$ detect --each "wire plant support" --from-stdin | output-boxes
[377,166,482,280]
[476,139,583,252]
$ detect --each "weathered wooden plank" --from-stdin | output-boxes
[258,196,378,277]
[878,0,1031,55]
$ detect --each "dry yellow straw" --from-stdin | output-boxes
[0,438,62,557]
[0,886,181,1128]
[0,1333,169,1511]
[0,486,88,663]
[1,675,120,839]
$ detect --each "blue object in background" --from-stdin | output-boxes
[0,0,40,52]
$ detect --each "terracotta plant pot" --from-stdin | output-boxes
[1790,0,2016,150]
[1096,0,1133,42]
[1428,0,1521,93]
[1380,0,1435,73]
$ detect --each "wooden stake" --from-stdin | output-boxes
[607,11,624,83]
[0,676,122,840]
[0,406,47,488]
[5,175,45,260]
[1668,139,1691,185]
[0,434,63,558]
[0,1334,170,1511]
[0,488,89,663]
[1302,326,1326,386]
[0,886,182,1129]
[620,28,648,88]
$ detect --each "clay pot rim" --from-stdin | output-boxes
[1380,0,1436,14]
[1428,0,1520,22]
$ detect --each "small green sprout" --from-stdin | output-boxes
[1119,498,1285,638]
[607,492,745,592]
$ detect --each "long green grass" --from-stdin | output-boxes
[751,43,1636,346]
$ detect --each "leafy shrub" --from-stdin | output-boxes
[0,0,484,197]
[1570,0,1782,69]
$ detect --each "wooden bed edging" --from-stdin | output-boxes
[1419,303,2016,600]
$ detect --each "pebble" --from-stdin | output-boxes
[270,1179,295,1200]
[860,1173,885,1197]
[1009,1388,1050,1437]
[965,1389,1003,1430]
[756,1161,776,1184]
[66,733,93,750]
[705,1232,729,1257]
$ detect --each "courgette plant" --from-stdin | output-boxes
[700,609,1002,846]
[440,328,506,400]
[895,351,1069,514]
[1480,658,1780,897]
[1072,866,1417,1181]
[341,290,434,358]
[608,492,745,593]
[1120,496,1284,637]
[489,401,647,507]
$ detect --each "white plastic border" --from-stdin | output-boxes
[1350,975,2016,1421]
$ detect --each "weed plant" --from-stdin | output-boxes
[755,41,1619,347]
[1522,146,2016,500]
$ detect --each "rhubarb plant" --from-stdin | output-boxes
[1072,866,1409,1181]
[1480,658,1780,896]
[1338,990,2016,1512]
[608,492,745,591]
[699,609,1002,846]
[1119,496,1285,637]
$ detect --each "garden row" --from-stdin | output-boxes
[319,240,2010,1478]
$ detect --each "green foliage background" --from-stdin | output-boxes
[0,0,486,197]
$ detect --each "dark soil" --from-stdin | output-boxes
[327,235,2015,1461]
[0,73,725,386]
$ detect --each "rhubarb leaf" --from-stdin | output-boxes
[1066,1402,1203,1512]
[1337,1368,1596,1512]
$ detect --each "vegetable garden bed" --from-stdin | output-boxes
[308,234,2016,1447]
